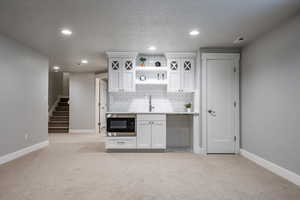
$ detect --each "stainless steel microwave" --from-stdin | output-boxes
[106,116,135,133]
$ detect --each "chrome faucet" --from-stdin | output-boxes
[149,95,155,112]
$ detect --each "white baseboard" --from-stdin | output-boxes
[193,147,203,154]
[240,149,300,186]
[69,129,96,134]
[0,140,49,165]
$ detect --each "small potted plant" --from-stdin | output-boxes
[185,103,192,112]
[139,57,146,67]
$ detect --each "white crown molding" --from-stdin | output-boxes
[106,51,138,58]
[165,52,196,59]
[240,149,300,186]
[201,53,240,60]
[95,72,108,79]
[0,140,49,165]
[69,129,96,134]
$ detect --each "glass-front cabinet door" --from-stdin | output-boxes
[181,58,195,92]
[108,59,121,92]
[167,59,181,92]
[122,59,135,92]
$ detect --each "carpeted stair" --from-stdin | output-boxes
[49,97,69,133]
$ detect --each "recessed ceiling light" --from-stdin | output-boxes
[189,30,200,36]
[61,29,72,36]
[148,46,156,51]
[53,66,60,71]
[81,59,88,64]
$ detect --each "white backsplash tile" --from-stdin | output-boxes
[109,89,193,112]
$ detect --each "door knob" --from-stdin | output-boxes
[208,109,216,116]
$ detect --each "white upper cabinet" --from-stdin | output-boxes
[108,58,121,92]
[122,59,135,92]
[107,52,138,92]
[166,53,196,93]
[107,52,195,93]
[167,58,181,92]
[181,58,195,92]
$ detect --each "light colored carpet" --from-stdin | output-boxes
[0,133,299,200]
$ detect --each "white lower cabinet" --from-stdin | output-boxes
[137,114,166,149]
[106,137,136,149]
[137,121,152,148]
[151,121,166,149]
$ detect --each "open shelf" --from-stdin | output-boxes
[135,80,168,85]
[135,67,167,72]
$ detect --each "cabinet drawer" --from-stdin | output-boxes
[137,114,166,121]
[105,137,136,149]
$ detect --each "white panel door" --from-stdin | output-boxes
[137,121,152,148]
[108,59,121,92]
[122,59,135,92]
[207,59,236,153]
[151,121,166,149]
[167,59,181,92]
[181,58,195,92]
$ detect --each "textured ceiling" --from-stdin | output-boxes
[0,0,299,72]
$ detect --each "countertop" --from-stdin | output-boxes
[106,111,199,115]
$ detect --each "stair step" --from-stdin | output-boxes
[49,120,69,123]
[49,97,69,133]
[58,102,69,106]
[56,106,69,111]
[49,126,69,129]
[50,116,69,121]
[60,98,69,102]
[48,127,69,133]
[53,111,69,116]
[49,122,69,127]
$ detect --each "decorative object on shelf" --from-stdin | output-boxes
[139,57,147,67]
[125,60,133,70]
[185,103,192,112]
[155,61,161,67]
[170,61,178,70]
[139,75,146,81]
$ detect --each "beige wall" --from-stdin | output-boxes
[69,73,95,131]
[0,34,48,157]
[241,13,300,175]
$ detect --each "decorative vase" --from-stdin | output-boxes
[186,108,191,112]
[140,63,145,67]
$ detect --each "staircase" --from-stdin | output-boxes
[48,97,69,133]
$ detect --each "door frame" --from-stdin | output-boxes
[201,53,240,154]
[95,73,108,134]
